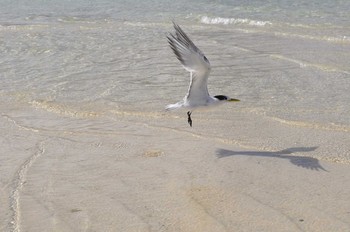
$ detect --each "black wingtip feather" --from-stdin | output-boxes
[167,22,209,68]
[167,35,184,63]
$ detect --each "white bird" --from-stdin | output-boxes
[166,22,240,127]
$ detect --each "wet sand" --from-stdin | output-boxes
[1,100,350,232]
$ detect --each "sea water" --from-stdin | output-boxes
[1,0,349,147]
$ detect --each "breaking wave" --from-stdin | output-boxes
[200,16,272,27]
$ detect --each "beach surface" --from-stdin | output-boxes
[1,0,350,231]
[1,100,350,232]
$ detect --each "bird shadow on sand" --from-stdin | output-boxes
[216,147,328,171]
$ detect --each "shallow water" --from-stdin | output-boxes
[1,0,350,148]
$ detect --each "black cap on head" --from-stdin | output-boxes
[214,95,228,101]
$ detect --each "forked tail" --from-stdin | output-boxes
[165,102,183,111]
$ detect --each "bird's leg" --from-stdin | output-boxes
[187,111,192,127]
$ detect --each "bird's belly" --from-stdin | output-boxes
[184,98,220,110]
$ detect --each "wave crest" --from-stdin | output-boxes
[200,16,272,27]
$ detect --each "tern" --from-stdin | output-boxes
[166,22,240,127]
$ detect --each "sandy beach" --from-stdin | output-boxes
[1,0,350,231]
[1,98,350,231]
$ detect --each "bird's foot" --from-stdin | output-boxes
[187,111,192,127]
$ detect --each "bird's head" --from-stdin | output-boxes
[214,95,240,102]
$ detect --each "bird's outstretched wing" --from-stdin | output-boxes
[167,23,211,104]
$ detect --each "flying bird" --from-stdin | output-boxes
[166,22,240,127]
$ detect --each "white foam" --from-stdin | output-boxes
[200,16,272,27]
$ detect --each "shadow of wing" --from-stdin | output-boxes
[216,148,327,172]
[279,146,318,154]
[288,156,328,171]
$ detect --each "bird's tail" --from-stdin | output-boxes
[165,102,183,111]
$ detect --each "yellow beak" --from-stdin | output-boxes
[228,98,240,102]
